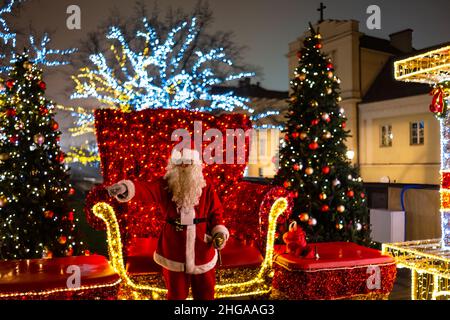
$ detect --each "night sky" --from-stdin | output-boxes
[6,0,450,113]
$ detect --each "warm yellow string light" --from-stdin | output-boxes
[0,279,121,299]
[92,197,288,299]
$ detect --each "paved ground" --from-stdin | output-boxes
[389,268,411,300]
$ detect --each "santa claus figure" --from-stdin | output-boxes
[106,148,229,300]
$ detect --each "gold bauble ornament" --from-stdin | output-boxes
[0,195,7,207]
[299,132,308,140]
[310,100,319,107]
[299,213,309,222]
[327,71,334,79]
[23,61,32,70]
[319,193,327,200]
[42,248,53,259]
[297,73,306,81]
[0,153,10,161]
[337,205,346,213]
[322,131,332,139]
[58,236,67,245]
[305,167,314,175]
[33,133,45,145]
[326,87,333,94]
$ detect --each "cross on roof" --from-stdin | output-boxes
[317,2,327,23]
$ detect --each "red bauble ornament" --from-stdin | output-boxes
[327,63,334,70]
[315,43,322,49]
[51,120,59,131]
[342,122,347,128]
[322,166,330,174]
[84,250,91,256]
[283,181,291,188]
[58,236,67,245]
[68,211,74,222]
[308,142,319,150]
[311,119,320,126]
[6,108,16,117]
[38,81,46,90]
[293,191,299,198]
[347,190,355,198]
[57,152,65,163]
[69,187,76,196]
[6,79,14,89]
[44,210,54,219]
[56,136,61,142]
[9,135,18,143]
[284,134,290,141]
[66,248,74,257]
[291,132,300,139]
[39,105,49,115]
[321,205,330,212]
[293,164,301,171]
[360,193,366,199]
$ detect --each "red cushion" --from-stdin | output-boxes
[125,237,161,274]
[274,242,395,271]
[0,255,119,293]
[219,238,263,269]
[125,237,263,274]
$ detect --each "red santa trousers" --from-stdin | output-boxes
[162,267,216,300]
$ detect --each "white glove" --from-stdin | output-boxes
[106,183,128,198]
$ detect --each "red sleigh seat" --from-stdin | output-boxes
[85,108,293,298]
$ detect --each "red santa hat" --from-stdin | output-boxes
[170,148,202,165]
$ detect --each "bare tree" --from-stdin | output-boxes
[73,0,261,78]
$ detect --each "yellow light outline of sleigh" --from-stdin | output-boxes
[92,197,288,299]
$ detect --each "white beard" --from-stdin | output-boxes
[164,163,206,211]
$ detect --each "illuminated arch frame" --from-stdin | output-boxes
[393,44,450,249]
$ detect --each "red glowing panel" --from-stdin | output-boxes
[442,172,450,190]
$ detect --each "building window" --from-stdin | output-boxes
[410,121,424,145]
[380,125,393,147]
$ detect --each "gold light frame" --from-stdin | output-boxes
[91,197,288,299]
[394,45,450,84]
[382,240,450,300]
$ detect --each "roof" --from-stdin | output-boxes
[362,56,430,103]
[359,35,404,55]
[211,82,288,100]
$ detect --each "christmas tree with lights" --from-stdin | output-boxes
[274,25,371,246]
[0,54,85,260]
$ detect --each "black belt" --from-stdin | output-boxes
[166,218,208,231]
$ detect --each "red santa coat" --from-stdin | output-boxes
[117,178,229,275]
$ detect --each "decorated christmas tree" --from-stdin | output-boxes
[0,54,85,260]
[274,25,371,246]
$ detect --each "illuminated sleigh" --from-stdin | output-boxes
[85,108,293,299]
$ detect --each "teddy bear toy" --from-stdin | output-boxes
[282,221,308,256]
